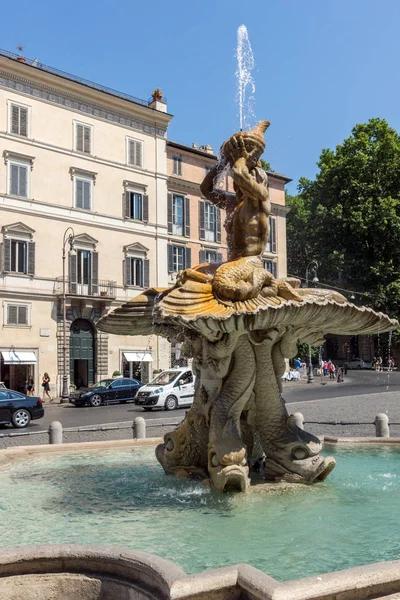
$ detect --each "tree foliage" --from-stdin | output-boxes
[286,118,400,318]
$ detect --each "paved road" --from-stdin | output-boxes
[1,369,399,434]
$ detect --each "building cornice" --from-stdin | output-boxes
[0,69,169,138]
[168,176,201,194]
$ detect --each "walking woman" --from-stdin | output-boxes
[42,372,52,402]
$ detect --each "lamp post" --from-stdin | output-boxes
[60,228,76,403]
[305,260,319,383]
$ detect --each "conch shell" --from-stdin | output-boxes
[222,120,270,164]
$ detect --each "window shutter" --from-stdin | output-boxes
[199,249,206,263]
[167,193,173,234]
[27,241,35,276]
[83,126,91,153]
[76,124,84,152]
[128,140,134,165]
[91,251,99,295]
[69,252,77,294]
[8,305,17,324]
[167,244,173,273]
[216,207,221,243]
[143,259,150,288]
[184,247,191,269]
[125,257,132,286]
[270,217,277,253]
[10,164,19,195]
[143,194,149,222]
[76,179,83,208]
[184,197,190,237]
[199,200,205,240]
[83,181,91,210]
[3,239,11,272]
[11,105,19,134]
[19,107,28,137]
[135,142,143,167]
[125,191,131,218]
[18,305,28,325]
[217,252,223,264]
[19,166,27,197]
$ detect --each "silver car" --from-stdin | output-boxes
[343,358,372,370]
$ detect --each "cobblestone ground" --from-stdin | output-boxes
[1,392,400,449]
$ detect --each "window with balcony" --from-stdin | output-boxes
[124,190,149,221]
[167,194,190,237]
[199,200,221,243]
[167,245,191,273]
[127,138,143,168]
[5,303,30,326]
[263,259,277,278]
[172,156,182,176]
[75,122,92,154]
[9,103,28,137]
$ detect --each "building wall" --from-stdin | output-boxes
[0,54,172,394]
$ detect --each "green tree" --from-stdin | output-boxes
[286,118,400,317]
[260,158,272,172]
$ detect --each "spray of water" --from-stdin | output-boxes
[236,24,256,130]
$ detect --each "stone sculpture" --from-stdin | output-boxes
[98,121,398,493]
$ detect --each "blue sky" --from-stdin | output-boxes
[2,0,400,192]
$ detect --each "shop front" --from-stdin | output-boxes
[122,351,152,383]
[0,349,38,393]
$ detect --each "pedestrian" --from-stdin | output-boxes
[329,361,335,380]
[336,366,343,383]
[295,357,301,370]
[388,356,394,372]
[343,363,348,375]
[376,356,383,372]
[323,361,328,377]
[42,372,52,402]
[26,375,34,396]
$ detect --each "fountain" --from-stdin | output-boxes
[98,120,398,493]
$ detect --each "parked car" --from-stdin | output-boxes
[70,378,143,407]
[0,389,44,428]
[343,358,372,370]
[135,368,195,411]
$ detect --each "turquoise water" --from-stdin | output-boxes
[0,445,399,582]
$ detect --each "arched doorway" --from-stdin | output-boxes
[70,319,95,389]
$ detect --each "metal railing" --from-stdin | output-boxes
[55,277,116,298]
[0,48,161,108]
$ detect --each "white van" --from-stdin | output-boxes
[135,368,195,411]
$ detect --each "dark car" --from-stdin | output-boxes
[0,390,44,428]
[70,378,143,407]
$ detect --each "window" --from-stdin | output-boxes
[10,103,28,136]
[127,139,143,168]
[263,259,277,278]
[75,122,92,154]
[11,240,27,273]
[75,177,92,210]
[77,250,91,287]
[125,256,149,287]
[167,245,191,273]
[2,224,35,275]
[9,162,28,197]
[167,194,190,237]
[173,156,182,176]
[69,247,99,295]
[199,200,221,243]
[125,191,149,221]
[6,303,29,326]
[199,249,223,264]
[265,217,277,253]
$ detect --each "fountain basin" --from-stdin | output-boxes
[1,442,400,585]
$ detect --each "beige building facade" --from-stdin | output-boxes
[0,50,172,395]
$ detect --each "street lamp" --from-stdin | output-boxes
[60,228,76,403]
[305,260,319,383]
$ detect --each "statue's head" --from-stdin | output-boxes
[221,120,270,168]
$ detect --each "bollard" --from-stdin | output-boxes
[48,421,63,444]
[133,416,146,439]
[375,413,390,438]
[289,412,304,430]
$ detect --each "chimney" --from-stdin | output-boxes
[192,143,198,149]
[149,88,167,113]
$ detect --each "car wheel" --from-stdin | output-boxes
[143,407,153,411]
[357,365,361,370]
[165,396,178,411]
[11,409,31,428]
[89,395,102,407]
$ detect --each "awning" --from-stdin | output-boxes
[123,351,153,363]
[1,351,37,365]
